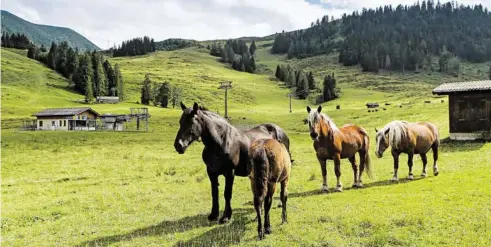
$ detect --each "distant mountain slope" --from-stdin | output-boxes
[1,10,100,51]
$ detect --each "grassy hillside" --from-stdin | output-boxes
[2,43,490,247]
[1,10,100,51]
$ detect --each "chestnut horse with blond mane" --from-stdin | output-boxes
[375,120,440,181]
[307,105,372,192]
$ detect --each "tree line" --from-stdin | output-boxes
[140,74,183,108]
[112,36,156,57]
[209,40,257,73]
[27,41,124,102]
[274,64,339,102]
[1,32,34,50]
[272,1,491,75]
[155,39,196,51]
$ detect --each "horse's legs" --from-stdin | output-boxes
[391,150,400,181]
[254,193,264,240]
[420,153,428,177]
[348,156,359,188]
[280,179,289,224]
[358,150,366,187]
[407,152,414,180]
[432,143,440,176]
[317,156,328,192]
[206,169,220,221]
[219,171,234,224]
[333,153,342,192]
[264,183,276,235]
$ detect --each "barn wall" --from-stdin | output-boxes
[449,92,491,133]
[36,117,69,131]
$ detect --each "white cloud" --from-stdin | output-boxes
[1,0,490,49]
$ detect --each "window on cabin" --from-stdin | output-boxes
[59,120,62,126]
[39,121,43,127]
[64,120,67,127]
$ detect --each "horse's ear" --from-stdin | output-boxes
[317,105,322,113]
[306,106,311,113]
[375,127,378,133]
[384,128,390,135]
[180,102,187,111]
[192,102,199,113]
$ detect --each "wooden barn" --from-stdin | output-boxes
[366,102,379,108]
[432,80,491,140]
[96,96,120,104]
[32,107,100,131]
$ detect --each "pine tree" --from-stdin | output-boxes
[159,82,171,108]
[40,44,47,52]
[307,71,316,90]
[385,54,391,70]
[296,73,309,99]
[220,47,229,63]
[47,42,58,69]
[103,60,115,96]
[93,54,107,96]
[27,46,38,59]
[323,75,332,102]
[114,64,124,100]
[249,41,257,55]
[78,55,94,102]
[275,65,281,79]
[66,47,78,80]
[489,65,491,80]
[140,74,152,105]
[171,87,182,108]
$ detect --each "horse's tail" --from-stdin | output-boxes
[362,129,373,179]
[251,140,269,200]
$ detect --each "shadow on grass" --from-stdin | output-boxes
[283,176,427,199]
[173,209,254,247]
[440,137,487,153]
[76,208,253,247]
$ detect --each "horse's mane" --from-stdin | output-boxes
[381,120,410,148]
[319,112,339,132]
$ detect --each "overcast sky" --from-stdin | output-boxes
[2,0,490,49]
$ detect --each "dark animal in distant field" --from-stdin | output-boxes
[306,105,372,192]
[174,102,292,223]
[375,120,440,181]
[249,138,291,240]
[383,108,387,111]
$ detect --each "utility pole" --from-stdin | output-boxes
[218,81,232,119]
[288,93,292,113]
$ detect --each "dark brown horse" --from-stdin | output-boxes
[174,102,292,223]
[375,120,440,181]
[249,138,291,240]
[306,105,372,192]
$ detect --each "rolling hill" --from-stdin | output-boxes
[1,10,100,51]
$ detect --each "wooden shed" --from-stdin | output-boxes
[96,96,120,104]
[432,80,491,140]
[32,107,100,131]
[366,102,379,108]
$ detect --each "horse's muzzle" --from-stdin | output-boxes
[310,132,318,140]
[174,140,185,154]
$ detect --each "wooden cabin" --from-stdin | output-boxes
[432,80,491,140]
[32,107,100,131]
[366,102,379,108]
[96,96,120,104]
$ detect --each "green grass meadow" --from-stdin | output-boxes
[1,45,491,247]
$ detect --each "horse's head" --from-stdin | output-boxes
[174,102,204,154]
[374,127,390,158]
[306,105,323,140]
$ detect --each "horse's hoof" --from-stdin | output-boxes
[390,177,398,182]
[258,231,265,240]
[334,186,343,192]
[408,175,414,180]
[218,216,231,224]
[208,213,219,222]
[264,227,272,235]
[321,185,329,193]
[434,170,439,176]
[281,220,288,225]
[421,173,427,178]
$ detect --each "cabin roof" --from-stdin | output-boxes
[32,107,100,117]
[432,80,491,95]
